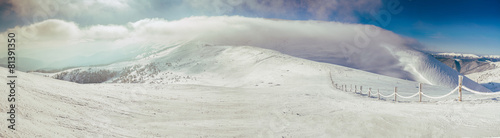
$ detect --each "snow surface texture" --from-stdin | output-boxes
[2,53,500,137]
[1,16,489,91]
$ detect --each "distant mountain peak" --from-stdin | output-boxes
[432,52,500,60]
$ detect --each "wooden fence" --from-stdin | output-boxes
[329,72,500,102]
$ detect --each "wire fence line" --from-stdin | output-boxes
[329,72,500,102]
[421,87,459,99]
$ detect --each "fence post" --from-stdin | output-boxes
[329,71,334,86]
[394,87,397,102]
[360,86,363,95]
[369,88,371,97]
[378,89,380,100]
[459,75,463,102]
[419,83,422,103]
[355,85,357,93]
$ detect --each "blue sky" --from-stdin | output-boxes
[366,0,500,55]
[1,0,499,55]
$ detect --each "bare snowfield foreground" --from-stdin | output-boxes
[2,64,500,137]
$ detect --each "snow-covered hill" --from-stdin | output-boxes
[45,40,491,92]
[4,40,500,137]
[3,58,500,137]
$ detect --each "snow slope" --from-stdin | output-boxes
[467,62,500,91]
[2,59,500,137]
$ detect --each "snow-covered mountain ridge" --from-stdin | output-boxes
[42,41,491,92]
[432,53,500,61]
[432,55,498,75]
[430,52,500,91]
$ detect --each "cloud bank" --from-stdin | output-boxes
[3,0,382,28]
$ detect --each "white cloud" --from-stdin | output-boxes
[6,0,142,25]
[84,25,129,40]
[19,19,81,41]
[3,0,383,29]
[8,0,132,17]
